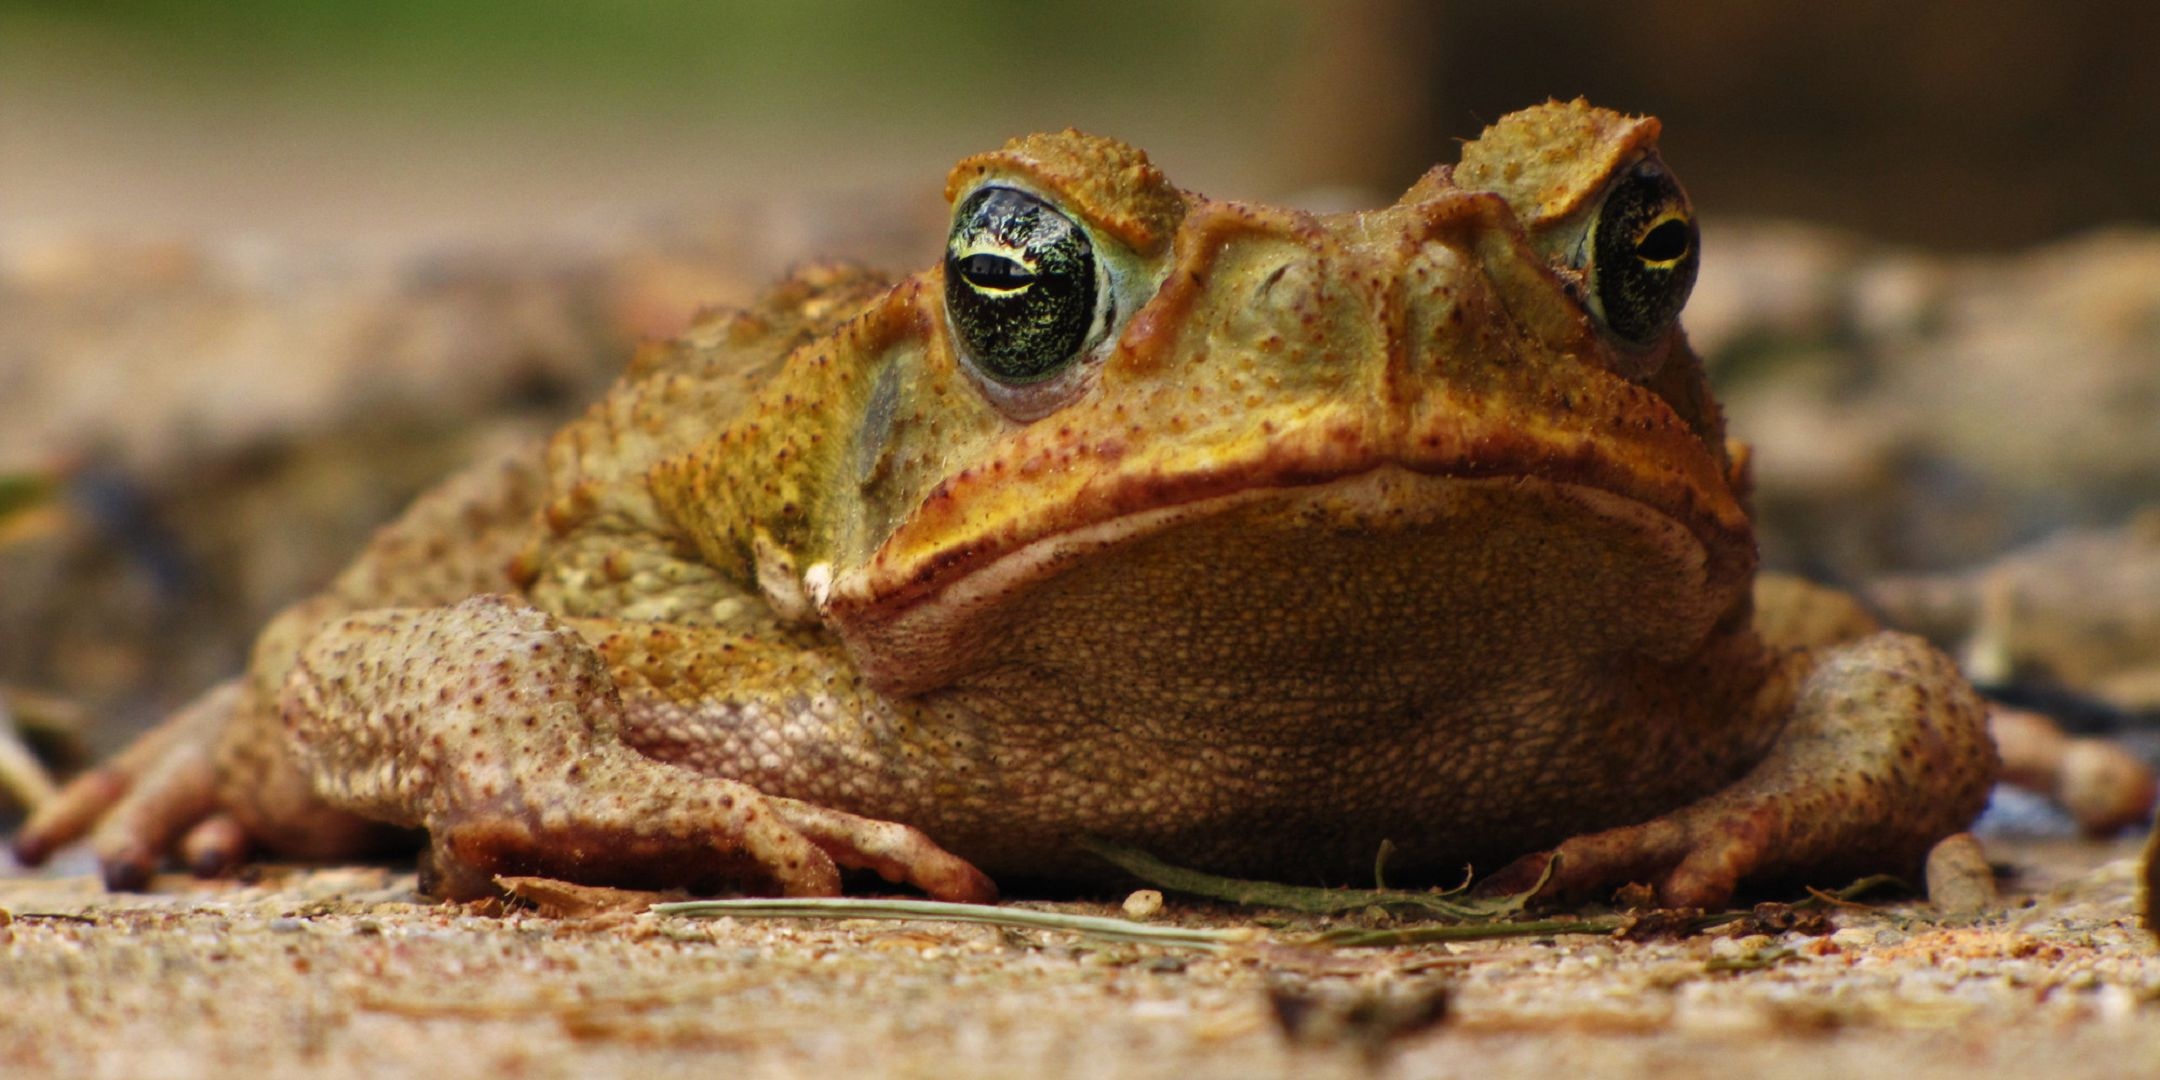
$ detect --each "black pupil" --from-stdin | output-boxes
[957,253,1035,291]
[943,186,1099,385]
[1590,162,1699,345]
[1636,220,1691,263]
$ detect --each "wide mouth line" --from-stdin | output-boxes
[830,456,1733,619]
[822,463,1737,698]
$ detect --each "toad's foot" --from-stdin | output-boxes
[12,672,425,889]
[13,681,234,888]
[1989,705,2158,836]
[1487,631,1997,909]
[285,595,994,903]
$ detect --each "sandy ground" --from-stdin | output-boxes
[1,836,2153,1079]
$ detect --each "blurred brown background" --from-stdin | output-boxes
[5,1,2154,250]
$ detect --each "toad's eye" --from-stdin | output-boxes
[1584,156,1700,346]
[944,186,1109,385]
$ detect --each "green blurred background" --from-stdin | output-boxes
[5,0,2156,249]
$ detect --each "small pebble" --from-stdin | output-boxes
[2095,983,2140,1021]
[1926,832,1999,915]
[1122,889,1164,920]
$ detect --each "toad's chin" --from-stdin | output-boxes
[821,463,1752,699]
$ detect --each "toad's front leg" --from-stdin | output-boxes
[1489,631,1999,908]
[284,594,994,902]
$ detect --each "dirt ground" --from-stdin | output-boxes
[0,835,2152,1079]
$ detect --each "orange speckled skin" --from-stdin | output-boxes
[17,101,1997,907]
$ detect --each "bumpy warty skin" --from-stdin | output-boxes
[16,100,1997,906]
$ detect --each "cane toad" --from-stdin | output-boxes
[13,101,1998,908]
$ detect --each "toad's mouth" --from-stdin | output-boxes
[820,440,1755,696]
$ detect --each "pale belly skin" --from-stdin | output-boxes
[13,103,1999,908]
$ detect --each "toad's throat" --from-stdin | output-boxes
[823,465,1753,698]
